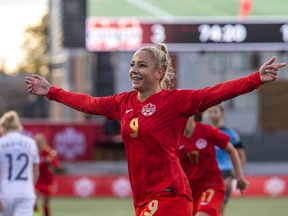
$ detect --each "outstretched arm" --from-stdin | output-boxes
[25,74,120,118]
[196,56,286,112]
[25,75,101,114]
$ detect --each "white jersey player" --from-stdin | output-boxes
[0,111,39,216]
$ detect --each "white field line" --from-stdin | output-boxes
[125,0,175,22]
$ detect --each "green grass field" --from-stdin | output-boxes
[51,197,288,216]
[87,0,288,17]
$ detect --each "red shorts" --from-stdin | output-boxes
[135,195,193,216]
[193,187,224,216]
[35,184,53,196]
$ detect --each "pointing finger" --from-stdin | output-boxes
[276,63,287,69]
[265,56,276,66]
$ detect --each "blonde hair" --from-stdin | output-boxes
[0,111,22,132]
[138,43,175,89]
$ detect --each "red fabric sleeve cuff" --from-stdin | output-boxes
[249,71,265,89]
[47,86,60,100]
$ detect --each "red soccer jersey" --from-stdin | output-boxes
[36,148,60,186]
[47,72,262,207]
[179,122,229,199]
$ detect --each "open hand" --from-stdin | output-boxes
[25,74,52,96]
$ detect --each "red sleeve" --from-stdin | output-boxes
[208,126,230,150]
[196,72,263,112]
[176,72,263,117]
[47,86,120,119]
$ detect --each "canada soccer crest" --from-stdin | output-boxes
[141,103,156,116]
[195,138,207,149]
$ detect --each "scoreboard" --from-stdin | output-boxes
[142,22,288,43]
[85,18,288,52]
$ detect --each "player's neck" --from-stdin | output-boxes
[137,87,162,102]
[184,121,196,137]
[215,120,224,128]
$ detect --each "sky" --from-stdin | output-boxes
[0,0,47,73]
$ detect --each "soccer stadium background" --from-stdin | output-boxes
[1,0,288,215]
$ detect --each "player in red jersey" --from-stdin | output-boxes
[34,133,60,216]
[239,0,253,17]
[179,114,248,216]
[25,43,286,216]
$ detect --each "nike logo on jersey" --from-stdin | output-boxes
[179,145,185,150]
[126,109,133,114]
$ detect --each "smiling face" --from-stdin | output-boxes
[129,50,163,94]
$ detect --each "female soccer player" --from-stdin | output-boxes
[0,111,40,216]
[34,133,60,216]
[205,104,247,215]
[25,43,286,216]
[179,114,248,216]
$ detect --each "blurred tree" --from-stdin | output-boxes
[19,13,49,76]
